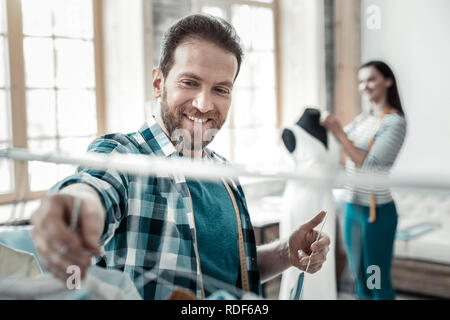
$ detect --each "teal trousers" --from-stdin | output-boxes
[344,201,398,300]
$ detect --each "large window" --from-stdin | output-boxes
[0,0,104,203]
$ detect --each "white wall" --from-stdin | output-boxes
[361,0,450,175]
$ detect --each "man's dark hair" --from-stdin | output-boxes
[159,14,244,81]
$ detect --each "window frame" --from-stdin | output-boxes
[0,0,105,204]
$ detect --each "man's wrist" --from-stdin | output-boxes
[59,183,106,221]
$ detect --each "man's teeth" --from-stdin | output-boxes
[187,116,207,123]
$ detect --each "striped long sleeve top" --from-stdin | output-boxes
[343,112,407,206]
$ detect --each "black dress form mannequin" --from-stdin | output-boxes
[282,108,328,153]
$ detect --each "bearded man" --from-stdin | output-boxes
[30,14,330,300]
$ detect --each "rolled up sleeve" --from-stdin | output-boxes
[50,135,133,245]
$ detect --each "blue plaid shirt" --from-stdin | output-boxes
[52,117,261,299]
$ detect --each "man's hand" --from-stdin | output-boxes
[288,211,330,274]
[30,186,105,281]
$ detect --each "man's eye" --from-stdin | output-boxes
[181,80,197,87]
[215,87,230,95]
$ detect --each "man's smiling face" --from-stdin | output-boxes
[153,37,238,153]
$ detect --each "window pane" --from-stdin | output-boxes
[232,87,276,129]
[28,138,57,153]
[201,6,226,20]
[55,39,95,88]
[254,88,276,128]
[0,0,6,34]
[26,89,56,138]
[249,7,273,51]
[0,89,11,142]
[29,158,75,192]
[236,51,275,89]
[29,160,59,191]
[234,52,251,88]
[232,5,274,52]
[232,88,253,128]
[23,37,55,87]
[0,151,12,194]
[60,136,94,155]
[29,162,76,191]
[252,52,275,87]
[21,0,53,36]
[57,89,96,137]
[28,139,58,191]
[53,0,93,39]
[0,36,7,88]
[231,5,252,51]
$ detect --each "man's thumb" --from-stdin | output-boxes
[304,210,326,230]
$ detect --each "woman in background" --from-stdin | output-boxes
[322,61,407,300]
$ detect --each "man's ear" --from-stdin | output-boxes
[152,68,164,99]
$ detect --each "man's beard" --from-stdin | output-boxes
[160,88,226,152]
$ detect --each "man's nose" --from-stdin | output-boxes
[192,90,214,113]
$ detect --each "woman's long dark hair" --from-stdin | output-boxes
[360,60,405,116]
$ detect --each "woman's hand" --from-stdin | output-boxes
[321,114,345,140]
[322,113,368,167]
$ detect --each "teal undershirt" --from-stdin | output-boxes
[186,178,240,296]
